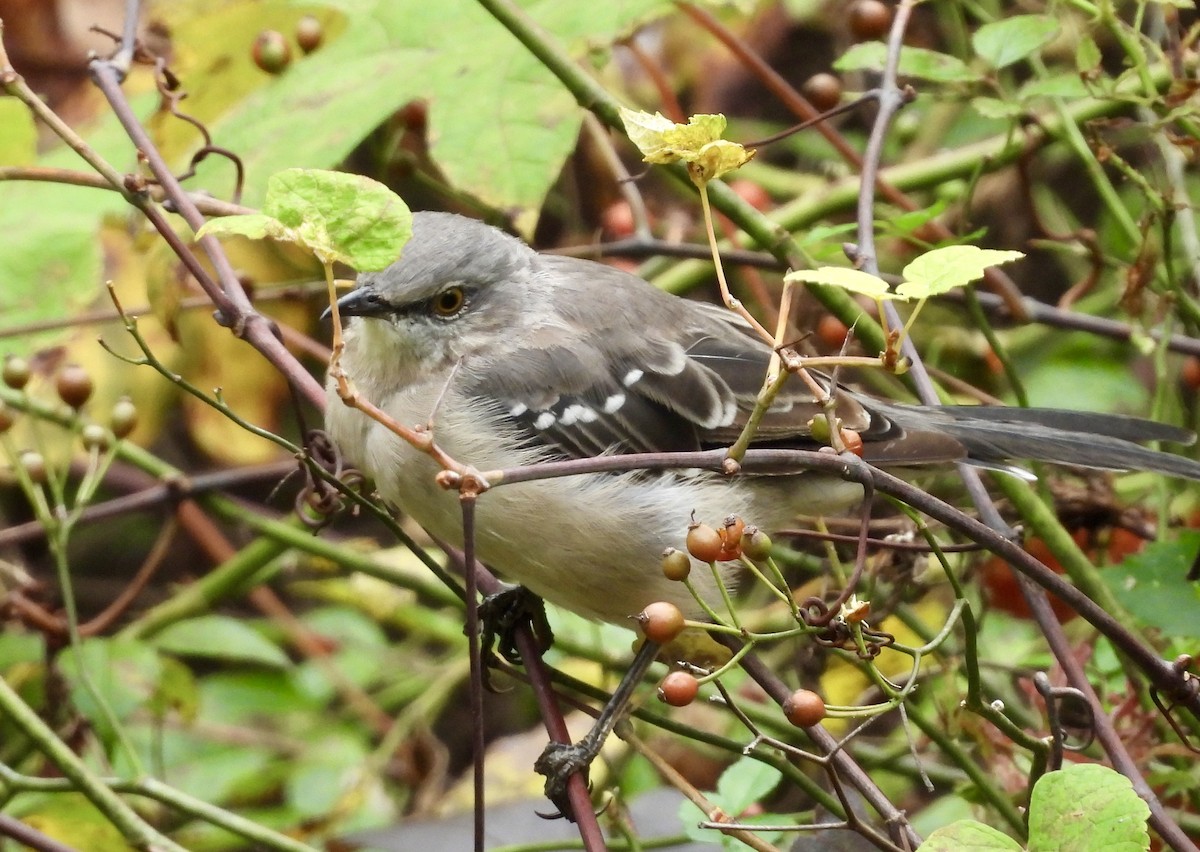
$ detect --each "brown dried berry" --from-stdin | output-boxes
[802,73,843,112]
[661,547,692,582]
[253,30,291,74]
[3,355,31,390]
[637,601,686,645]
[849,0,892,41]
[55,364,93,409]
[658,671,700,707]
[295,15,323,53]
[686,522,723,563]
[783,689,826,727]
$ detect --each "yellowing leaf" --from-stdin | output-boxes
[619,107,754,182]
[785,267,900,299]
[896,246,1024,299]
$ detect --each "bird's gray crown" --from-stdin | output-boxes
[360,211,534,306]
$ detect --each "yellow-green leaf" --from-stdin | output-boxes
[896,246,1024,299]
[786,267,899,299]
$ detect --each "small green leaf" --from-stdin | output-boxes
[1028,764,1150,852]
[57,639,163,743]
[197,168,413,271]
[896,246,1024,298]
[973,15,1060,70]
[715,756,783,814]
[154,615,290,668]
[197,213,293,244]
[1101,531,1200,638]
[786,267,899,299]
[265,168,412,270]
[1019,74,1089,100]
[835,42,980,84]
[972,96,1024,119]
[919,820,1022,850]
[1076,35,1102,75]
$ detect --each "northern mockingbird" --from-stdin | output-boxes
[326,211,1200,626]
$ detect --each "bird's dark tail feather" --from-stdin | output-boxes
[882,404,1200,482]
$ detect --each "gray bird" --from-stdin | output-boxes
[325,211,1200,625]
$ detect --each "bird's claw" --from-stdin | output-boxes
[478,585,553,668]
[534,740,595,822]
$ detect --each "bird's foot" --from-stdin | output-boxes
[478,585,553,667]
[534,738,599,822]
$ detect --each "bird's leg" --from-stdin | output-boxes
[478,584,553,666]
[535,638,662,821]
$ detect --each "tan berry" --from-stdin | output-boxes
[2,355,31,390]
[686,522,724,563]
[80,424,109,451]
[20,451,47,485]
[637,601,686,645]
[295,15,323,53]
[658,671,700,706]
[110,397,138,439]
[661,547,692,581]
[783,689,826,727]
[743,527,772,561]
[839,428,864,456]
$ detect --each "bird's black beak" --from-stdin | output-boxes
[320,284,389,322]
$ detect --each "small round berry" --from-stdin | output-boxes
[816,314,850,350]
[839,428,864,456]
[601,200,636,238]
[252,30,292,74]
[55,364,93,410]
[807,414,833,443]
[728,179,770,212]
[849,0,892,41]
[658,671,700,707]
[20,450,47,485]
[686,522,723,563]
[1182,356,1200,392]
[802,73,843,112]
[110,397,138,439]
[295,15,323,53]
[661,547,692,581]
[3,355,31,390]
[637,601,686,645]
[721,515,745,549]
[783,689,826,727]
[743,527,772,561]
[81,423,109,451]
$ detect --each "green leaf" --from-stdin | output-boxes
[835,42,980,84]
[896,246,1024,298]
[197,169,413,271]
[0,100,37,166]
[57,638,163,743]
[972,15,1060,70]
[715,755,783,814]
[1019,74,1089,100]
[1076,35,1102,75]
[972,96,1025,119]
[154,614,291,667]
[919,820,1022,850]
[786,267,898,299]
[1028,764,1150,852]
[1101,531,1200,638]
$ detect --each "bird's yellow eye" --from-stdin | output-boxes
[432,286,467,318]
